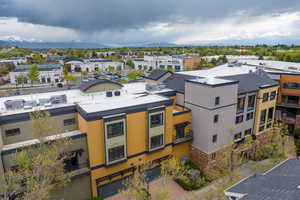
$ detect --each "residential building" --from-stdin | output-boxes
[9,64,63,84]
[0,79,192,199]
[277,73,300,132]
[133,56,184,72]
[0,57,27,65]
[145,64,278,168]
[224,158,300,200]
[66,59,124,72]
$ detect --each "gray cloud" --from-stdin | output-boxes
[1,0,300,33]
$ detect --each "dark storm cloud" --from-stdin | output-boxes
[0,0,299,32]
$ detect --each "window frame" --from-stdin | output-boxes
[150,113,164,128]
[108,145,125,163]
[235,115,244,124]
[215,97,220,106]
[106,121,124,139]
[63,118,76,126]
[246,112,254,121]
[262,92,269,102]
[213,114,219,123]
[212,134,218,143]
[150,134,164,149]
[270,91,276,101]
[5,128,21,137]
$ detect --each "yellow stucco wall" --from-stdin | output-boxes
[78,105,192,197]
[254,86,279,134]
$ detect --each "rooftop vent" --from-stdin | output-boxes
[50,95,67,104]
[4,99,24,110]
[114,91,121,96]
[106,91,113,97]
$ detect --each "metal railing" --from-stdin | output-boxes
[173,130,193,144]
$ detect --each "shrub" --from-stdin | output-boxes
[293,129,300,139]
[175,175,207,191]
[87,197,104,200]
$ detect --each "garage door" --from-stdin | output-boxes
[97,176,132,199]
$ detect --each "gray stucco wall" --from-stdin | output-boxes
[184,81,238,153]
[0,113,78,145]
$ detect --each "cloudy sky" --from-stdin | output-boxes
[1,0,300,45]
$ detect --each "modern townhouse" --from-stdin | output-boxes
[145,63,278,168]
[0,79,192,199]
[9,64,63,84]
[276,73,300,132]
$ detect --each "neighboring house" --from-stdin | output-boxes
[144,69,173,84]
[66,59,124,72]
[9,64,63,84]
[0,57,27,65]
[0,80,192,199]
[133,55,184,72]
[224,158,300,200]
[277,73,300,132]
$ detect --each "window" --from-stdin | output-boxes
[108,145,125,162]
[234,132,242,141]
[5,128,20,137]
[247,95,255,110]
[150,135,164,149]
[263,92,269,102]
[215,97,220,106]
[175,126,185,139]
[244,128,252,136]
[175,65,181,72]
[283,82,300,90]
[235,115,243,124]
[270,91,276,100]
[246,112,254,121]
[268,107,274,121]
[237,97,245,113]
[63,150,81,172]
[212,134,218,143]
[150,113,163,128]
[260,109,267,125]
[213,114,219,123]
[107,122,124,138]
[64,118,75,126]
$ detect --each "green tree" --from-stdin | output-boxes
[64,74,77,87]
[127,71,137,80]
[108,66,115,72]
[28,64,40,84]
[15,75,27,86]
[127,59,134,68]
[0,110,71,200]
[0,66,9,76]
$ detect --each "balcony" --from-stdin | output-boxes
[279,95,300,108]
[173,130,193,144]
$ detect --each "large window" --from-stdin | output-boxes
[108,146,125,162]
[235,115,243,124]
[5,128,20,137]
[63,150,83,172]
[107,122,124,138]
[64,118,75,126]
[237,97,245,113]
[260,109,267,125]
[262,93,269,102]
[283,82,300,90]
[270,91,276,101]
[246,112,254,121]
[268,107,274,121]
[247,95,255,110]
[175,126,185,139]
[150,135,164,149]
[150,113,163,128]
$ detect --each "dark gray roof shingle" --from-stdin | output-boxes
[219,71,278,94]
[145,70,172,81]
[164,73,196,93]
[226,159,300,200]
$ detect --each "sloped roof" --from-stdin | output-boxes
[219,71,278,94]
[164,73,196,93]
[145,70,172,81]
[80,79,123,92]
[225,159,300,200]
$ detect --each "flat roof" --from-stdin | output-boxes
[177,63,257,78]
[225,158,300,200]
[0,82,172,116]
[186,77,237,86]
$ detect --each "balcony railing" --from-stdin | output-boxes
[173,131,193,144]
